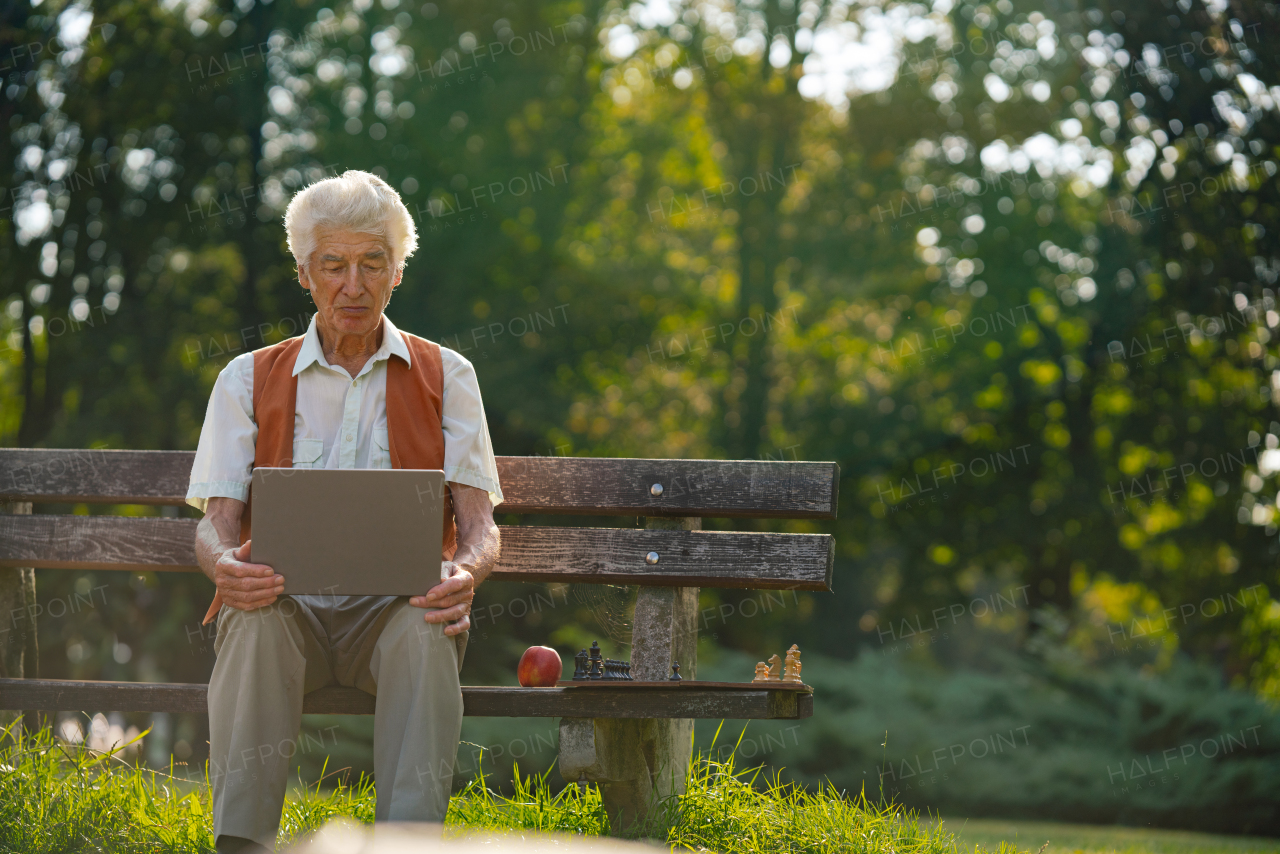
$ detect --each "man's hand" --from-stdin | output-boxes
[410,564,475,636]
[408,482,500,637]
[196,498,284,623]
[214,540,284,611]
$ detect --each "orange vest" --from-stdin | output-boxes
[203,329,456,624]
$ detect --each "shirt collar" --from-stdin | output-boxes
[292,313,411,377]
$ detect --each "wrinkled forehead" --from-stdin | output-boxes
[310,227,393,262]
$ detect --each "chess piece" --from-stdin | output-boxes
[622,661,632,680]
[783,644,802,683]
[669,661,682,681]
[589,641,603,680]
[752,662,770,683]
[573,649,589,681]
[767,654,782,681]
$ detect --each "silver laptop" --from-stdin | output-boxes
[249,467,446,596]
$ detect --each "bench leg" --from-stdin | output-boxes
[558,516,699,835]
[0,501,39,735]
[559,716,692,833]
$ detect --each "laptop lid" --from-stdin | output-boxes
[249,467,446,596]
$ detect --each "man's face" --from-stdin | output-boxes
[299,227,402,339]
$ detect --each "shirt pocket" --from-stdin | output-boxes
[371,427,392,469]
[291,438,325,469]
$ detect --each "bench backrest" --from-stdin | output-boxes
[0,449,838,592]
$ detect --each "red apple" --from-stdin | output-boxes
[517,646,562,687]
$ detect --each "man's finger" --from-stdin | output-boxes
[411,590,474,609]
[229,594,277,611]
[224,573,284,593]
[422,578,463,598]
[223,559,276,578]
[443,614,471,636]
[422,603,469,623]
[230,586,282,608]
[420,576,472,600]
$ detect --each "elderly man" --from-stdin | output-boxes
[187,170,502,853]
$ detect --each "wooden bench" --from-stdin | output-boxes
[0,448,837,829]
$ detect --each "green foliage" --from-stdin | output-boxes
[0,721,212,854]
[695,649,1280,836]
[659,740,972,854]
[446,760,612,837]
[952,818,1280,854]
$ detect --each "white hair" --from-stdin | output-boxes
[284,170,418,270]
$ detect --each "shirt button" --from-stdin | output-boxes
[345,434,354,442]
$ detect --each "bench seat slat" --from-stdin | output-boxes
[0,450,838,519]
[0,516,834,591]
[0,679,812,720]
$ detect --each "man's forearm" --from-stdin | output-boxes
[454,527,500,585]
[196,498,246,583]
[450,483,501,586]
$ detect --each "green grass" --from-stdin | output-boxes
[7,723,1275,854]
[941,818,1280,854]
[0,721,983,854]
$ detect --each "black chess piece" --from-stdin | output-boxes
[605,659,618,680]
[573,649,589,681]
[589,641,603,680]
[669,661,682,681]
[622,661,632,681]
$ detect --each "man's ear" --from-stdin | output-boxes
[391,266,404,291]
[298,264,312,291]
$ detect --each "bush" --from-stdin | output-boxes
[697,649,1280,835]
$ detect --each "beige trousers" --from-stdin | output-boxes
[208,595,467,849]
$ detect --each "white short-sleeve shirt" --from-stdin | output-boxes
[186,314,504,512]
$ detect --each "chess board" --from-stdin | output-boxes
[555,680,812,692]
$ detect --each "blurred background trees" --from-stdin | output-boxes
[2,0,1279,830]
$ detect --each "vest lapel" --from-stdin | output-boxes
[386,335,456,558]
[253,337,305,469]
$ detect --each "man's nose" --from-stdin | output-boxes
[340,266,364,296]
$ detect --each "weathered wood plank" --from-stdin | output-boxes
[0,450,191,506]
[0,450,839,519]
[495,457,839,519]
[464,686,804,719]
[0,516,834,591]
[0,678,211,713]
[0,679,812,720]
[554,681,811,691]
[498,526,833,591]
[0,515,203,572]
